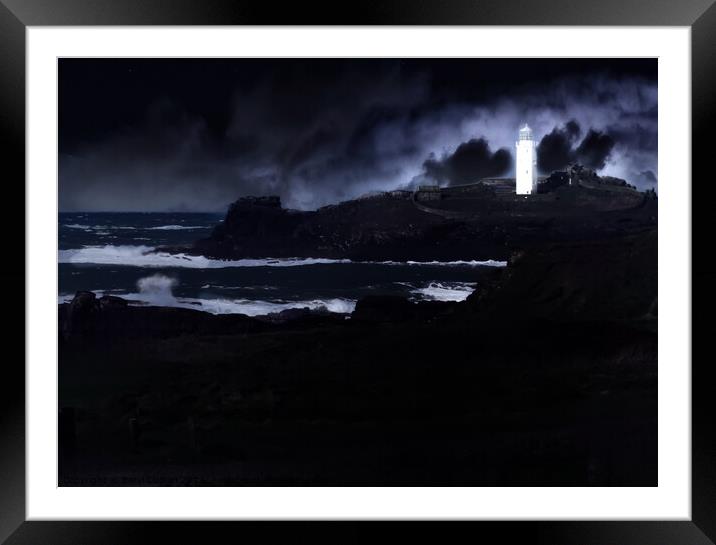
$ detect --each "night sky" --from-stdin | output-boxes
[59,58,657,212]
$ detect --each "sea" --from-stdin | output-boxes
[58,212,506,316]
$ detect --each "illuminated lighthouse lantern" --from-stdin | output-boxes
[515,124,537,195]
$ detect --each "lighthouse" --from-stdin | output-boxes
[515,124,537,195]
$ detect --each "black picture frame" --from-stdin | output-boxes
[1,1,711,542]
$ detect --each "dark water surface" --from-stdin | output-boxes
[59,212,505,315]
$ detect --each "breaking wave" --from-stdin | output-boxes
[58,245,506,269]
[58,245,351,268]
[410,281,476,302]
[179,297,356,316]
[136,274,179,306]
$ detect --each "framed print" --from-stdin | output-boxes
[1,0,713,543]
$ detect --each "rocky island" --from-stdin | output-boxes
[188,165,656,263]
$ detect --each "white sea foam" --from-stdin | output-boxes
[182,297,356,316]
[410,281,477,302]
[146,225,208,230]
[64,223,138,230]
[58,245,506,269]
[58,245,352,268]
[136,274,179,306]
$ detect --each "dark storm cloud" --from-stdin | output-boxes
[575,129,615,170]
[536,121,615,173]
[61,61,435,211]
[536,120,582,174]
[421,138,512,186]
[59,59,658,212]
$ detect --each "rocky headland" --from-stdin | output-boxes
[185,165,657,263]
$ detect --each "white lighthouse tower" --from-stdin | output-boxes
[515,124,537,195]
